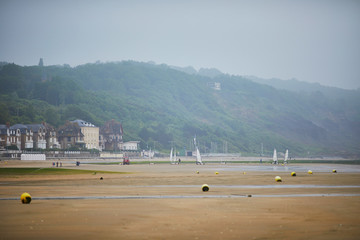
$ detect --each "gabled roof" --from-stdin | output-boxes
[10,124,29,134]
[72,119,96,127]
[58,121,84,137]
[42,122,56,131]
[26,124,45,132]
[10,124,27,129]
[100,120,123,135]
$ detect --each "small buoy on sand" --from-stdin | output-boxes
[196,171,199,174]
[275,176,282,182]
[291,172,296,176]
[332,169,337,173]
[215,172,219,175]
[308,170,313,174]
[243,172,246,175]
[21,192,32,204]
[202,184,209,192]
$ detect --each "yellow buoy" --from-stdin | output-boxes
[202,184,209,192]
[308,170,313,174]
[275,176,282,182]
[243,172,246,175]
[332,169,337,173]
[215,172,219,175]
[291,172,296,176]
[21,192,32,204]
[196,171,199,174]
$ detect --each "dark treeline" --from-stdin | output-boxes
[1,61,359,157]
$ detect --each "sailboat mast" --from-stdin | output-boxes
[170,148,173,164]
[284,149,289,164]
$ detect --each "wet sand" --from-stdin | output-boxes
[1,160,360,239]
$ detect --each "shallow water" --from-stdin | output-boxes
[215,164,360,173]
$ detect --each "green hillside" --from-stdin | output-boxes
[1,61,359,157]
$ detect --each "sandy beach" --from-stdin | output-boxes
[1,159,360,239]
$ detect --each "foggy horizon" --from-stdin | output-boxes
[1,0,359,90]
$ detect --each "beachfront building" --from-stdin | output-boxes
[122,141,140,151]
[58,121,85,149]
[26,124,47,149]
[99,119,123,151]
[10,124,33,150]
[43,122,60,149]
[72,119,100,150]
[1,122,60,150]
[1,120,130,152]
[8,125,22,149]
[0,124,10,149]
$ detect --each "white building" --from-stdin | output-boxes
[122,141,140,151]
[72,119,100,150]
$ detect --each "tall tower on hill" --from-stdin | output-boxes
[38,58,47,82]
[38,58,44,67]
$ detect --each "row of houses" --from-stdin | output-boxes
[0,119,139,151]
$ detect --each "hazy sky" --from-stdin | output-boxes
[1,0,359,89]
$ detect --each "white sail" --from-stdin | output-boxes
[272,148,278,164]
[196,147,203,165]
[170,148,173,164]
[284,149,289,164]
